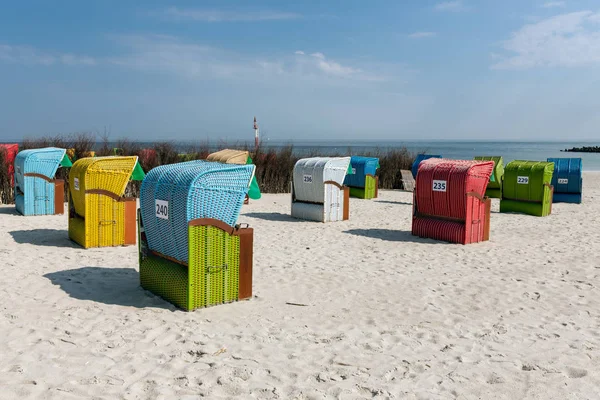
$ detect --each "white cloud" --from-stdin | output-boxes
[408,31,437,38]
[163,7,301,22]
[542,1,566,8]
[434,1,466,12]
[110,35,388,83]
[492,11,600,69]
[0,44,96,66]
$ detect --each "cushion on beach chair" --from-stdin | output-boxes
[344,156,379,199]
[547,158,582,204]
[291,157,351,222]
[412,154,441,179]
[500,160,554,217]
[474,156,504,198]
[14,147,69,216]
[68,156,143,248]
[412,159,493,244]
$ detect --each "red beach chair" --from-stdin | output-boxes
[412,159,494,244]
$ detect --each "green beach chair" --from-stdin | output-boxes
[474,156,504,198]
[500,160,554,217]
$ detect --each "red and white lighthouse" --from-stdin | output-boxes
[253,116,259,149]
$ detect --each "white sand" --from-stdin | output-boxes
[1,173,600,399]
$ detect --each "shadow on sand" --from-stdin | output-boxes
[243,212,303,222]
[10,229,80,248]
[44,267,174,309]
[344,228,445,244]
[0,206,19,215]
[373,200,413,206]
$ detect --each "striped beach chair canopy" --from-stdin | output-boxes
[140,160,255,263]
[69,156,144,218]
[207,149,249,165]
[293,157,351,204]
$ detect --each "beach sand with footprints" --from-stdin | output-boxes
[1,173,599,399]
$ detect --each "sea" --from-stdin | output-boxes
[167,140,600,171]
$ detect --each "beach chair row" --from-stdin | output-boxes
[3,146,584,312]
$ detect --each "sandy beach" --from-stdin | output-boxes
[0,173,599,399]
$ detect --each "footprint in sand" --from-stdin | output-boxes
[565,367,588,378]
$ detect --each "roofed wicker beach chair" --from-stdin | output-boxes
[547,157,582,204]
[474,156,504,198]
[68,156,145,248]
[291,157,351,222]
[500,160,554,217]
[207,148,261,202]
[138,160,255,311]
[0,143,19,187]
[412,158,494,244]
[14,147,72,216]
[344,156,379,199]
[412,154,441,179]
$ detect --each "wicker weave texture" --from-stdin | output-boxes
[415,159,494,220]
[69,156,138,218]
[547,158,582,195]
[68,156,138,248]
[140,160,254,263]
[14,147,66,216]
[293,157,350,204]
[474,156,504,191]
[189,225,240,308]
[206,149,249,165]
[503,161,554,203]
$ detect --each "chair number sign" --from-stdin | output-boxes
[558,178,568,184]
[303,175,313,183]
[432,180,447,192]
[351,168,356,174]
[517,176,529,184]
[155,199,169,220]
[74,178,80,191]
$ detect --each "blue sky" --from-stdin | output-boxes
[1,0,600,142]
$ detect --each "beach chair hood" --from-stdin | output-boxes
[140,160,255,263]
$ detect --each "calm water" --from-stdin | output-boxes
[258,140,600,171]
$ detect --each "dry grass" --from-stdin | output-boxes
[0,134,417,203]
